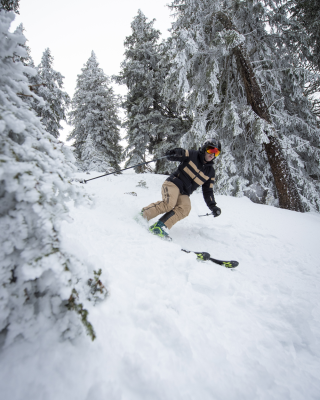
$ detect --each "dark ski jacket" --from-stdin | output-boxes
[166,148,217,209]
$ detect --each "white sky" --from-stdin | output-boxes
[12,0,174,142]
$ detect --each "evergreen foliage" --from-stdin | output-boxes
[68,51,122,172]
[13,24,45,112]
[116,10,191,174]
[32,48,70,138]
[80,134,117,172]
[268,0,320,119]
[0,11,106,346]
[291,0,320,69]
[13,24,31,65]
[274,0,320,70]
[265,0,320,208]
[0,0,19,13]
[164,0,320,211]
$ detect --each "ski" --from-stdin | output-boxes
[134,214,238,267]
[181,249,239,268]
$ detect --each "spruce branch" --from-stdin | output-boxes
[67,289,96,341]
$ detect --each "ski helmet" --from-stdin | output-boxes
[200,138,222,155]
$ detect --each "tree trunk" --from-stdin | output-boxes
[216,12,304,212]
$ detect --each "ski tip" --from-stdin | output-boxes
[222,261,239,268]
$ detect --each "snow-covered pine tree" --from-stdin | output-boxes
[115,10,190,174]
[13,24,30,65]
[68,51,122,172]
[0,10,106,346]
[22,56,45,110]
[12,27,67,142]
[116,10,161,173]
[33,48,70,138]
[13,24,45,113]
[151,38,192,174]
[164,0,320,211]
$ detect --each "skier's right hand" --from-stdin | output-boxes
[211,206,221,217]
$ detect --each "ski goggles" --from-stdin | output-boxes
[205,146,221,157]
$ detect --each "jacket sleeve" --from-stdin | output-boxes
[202,174,216,209]
[167,148,190,162]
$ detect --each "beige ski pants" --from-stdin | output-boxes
[142,181,191,229]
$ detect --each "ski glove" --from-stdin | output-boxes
[165,149,176,157]
[165,148,185,158]
[210,206,221,217]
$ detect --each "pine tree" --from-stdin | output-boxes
[116,10,190,174]
[0,11,106,346]
[164,0,320,211]
[13,24,45,112]
[13,24,30,65]
[68,51,122,172]
[152,38,192,174]
[34,48,70,138]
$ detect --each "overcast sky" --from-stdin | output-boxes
[12,0,174,142]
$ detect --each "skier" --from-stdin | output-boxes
[141,138,222,239]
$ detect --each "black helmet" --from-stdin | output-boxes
[200,138,222,154]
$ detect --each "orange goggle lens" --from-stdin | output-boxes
[206,146,220,156]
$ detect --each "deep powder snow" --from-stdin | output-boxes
[1,171,320,400]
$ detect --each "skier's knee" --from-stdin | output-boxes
[175,205,191,220]
[183,204,191,217]
[163,203,174,213]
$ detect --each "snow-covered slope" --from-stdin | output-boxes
[1,172,320,400]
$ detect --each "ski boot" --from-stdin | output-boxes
[149,220,172,241]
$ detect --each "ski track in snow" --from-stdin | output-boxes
[1,171,320,400]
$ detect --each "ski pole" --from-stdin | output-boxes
[199,210,222,217]
[83,155,168,183]
[198,212,214,217]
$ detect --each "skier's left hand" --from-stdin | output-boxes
[210,206,221,217]
[165,149,176,158]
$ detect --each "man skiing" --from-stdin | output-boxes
[141,139,222,240]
